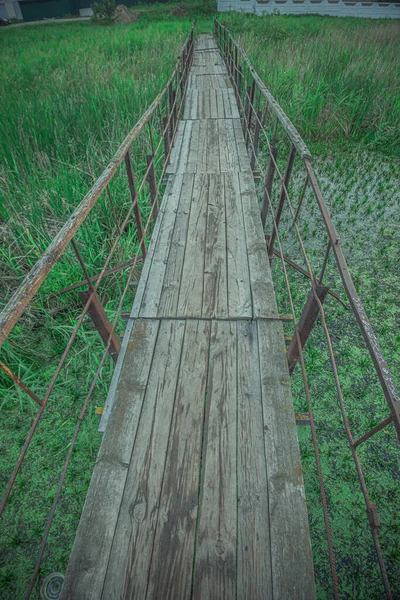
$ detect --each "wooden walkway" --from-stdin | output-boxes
[61,35,316,600]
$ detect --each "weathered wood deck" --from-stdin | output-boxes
[61,35,316,600]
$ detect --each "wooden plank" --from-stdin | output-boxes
[158,174,194,317]
[223,89,234,119]
[206,119,221,173]
[237,320,273,598]
[145,320,211,599]
[187,119,200,174]
[216,88,225,119]
[203,174,228,318]
[174,119,193,173]
[233,117,251,172]
[183,90,192,120]
[257,320,316,599]
[219,119,240,173]
[61,319,159,600]
[177,174,208,317]
[166,120,186,175]
[209,87,218,119]
[239,172,278,318]
[190,72,230,88]
[140,175,184,317]
[197,120,209,172]
[192,320,237,600]
[224,173,252,318]
[227,87,240,119]
[101,319,186,599]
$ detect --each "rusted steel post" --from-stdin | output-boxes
[229,37,234,77]
[261,143,278,228]
[244,85,251,134]
[234,46,239,102]
[146,154,159,221]
[287,284,329,374]
[237,65,243,107]
[171,89,177,138]
[245,79,256,148]
[250,110,262,172]
[168,82,174,141]
[162,116,170,165]
[78,290,120,364]
[319,240,332,284]
[294,175,309,224]
[124,151,147,258]
[0,361,43,406]
[268,144,296,260]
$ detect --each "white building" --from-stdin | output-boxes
[218,0,400,19]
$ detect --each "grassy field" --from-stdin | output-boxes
[221,12,400,156]
[0,12,196,599]
[0,5,399,599]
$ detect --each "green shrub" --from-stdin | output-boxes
[92,0,116,24]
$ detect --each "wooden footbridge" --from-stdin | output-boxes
[61,33,316,599]
[1,21,398,600]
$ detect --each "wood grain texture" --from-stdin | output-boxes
[225,173,252,318]
[140,175,184,317]
[61,319,159,600]
[192,320,237,600]
[258,319,316,599]
[62,33,316,600]
[237,320,273,599]
[239,171,278,318]
[101,319,186,600]
[203,174,228,318]
[177,173,208,317]
[145,319,211,600]
[158,174,194,317]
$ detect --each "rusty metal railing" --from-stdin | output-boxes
[0,23,195,598]
[215,17,399,600]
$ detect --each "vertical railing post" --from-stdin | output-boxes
[163,116,170,165]
[261,142,278,228]
[245,79,256,148]
[228,37,233,78]
[268,144,296,260]
[168,81,174,141]
[172,88,177,138]
[287,284,329,374]
[125,151,147,259]
[250,110,262,172]
[237,64,242,108]
[146,155,159,221]
[244,85,251,136]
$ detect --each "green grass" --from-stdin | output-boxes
[0,6,400,600]
[0,13,195,599]
[219,12,400,599]
[221,12,400,155]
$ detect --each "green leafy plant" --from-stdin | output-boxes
[92,0,117,24]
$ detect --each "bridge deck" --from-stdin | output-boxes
[61,35,316,599]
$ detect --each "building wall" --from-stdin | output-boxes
[218,0,400,18]
[1,0,22,19]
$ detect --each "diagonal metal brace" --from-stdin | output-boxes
[287,284,328,374]
[78,290,121,364]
